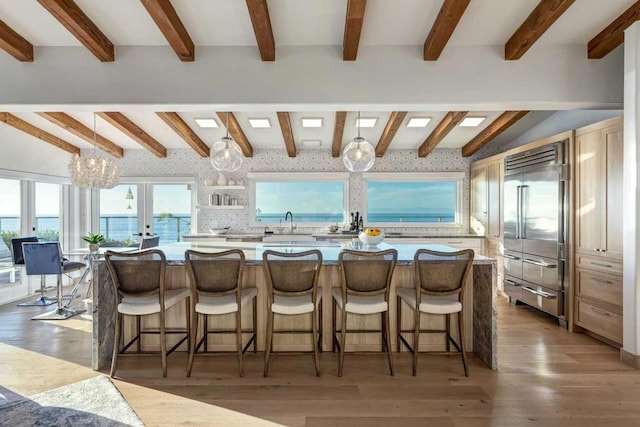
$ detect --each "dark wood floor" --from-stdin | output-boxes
[0,296,638,426]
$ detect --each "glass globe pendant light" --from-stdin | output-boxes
[210,112,243,172]
[342,111,375,172]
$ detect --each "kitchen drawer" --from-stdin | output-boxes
[577,254,623,275]
[522,254,562,291]
[576,269,623,307]
[503,275,522,300]
[430,238,484,254]
[521,283,563,317]
[575,298,622,344]
[502,251,522,279]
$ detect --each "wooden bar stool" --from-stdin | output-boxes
[332,248,397,377]
[184,249,257,377]
[104,249,190,378]
[262,249,323,377]
[396,248,474,376]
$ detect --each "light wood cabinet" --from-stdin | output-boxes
[574,116,623,345]
[575,118,623,259]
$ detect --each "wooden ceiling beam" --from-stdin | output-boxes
[216,112,254,157]
[332,111,347,157]
[140,0,194,62]
[276,112,296,157]
[37,112,124,157]
[0,112,80,154]
[505,0,575,60]
[461,111,529,157]
[0,20,34,62]
[246,0,275,61]
[423,0,470,61]
[588,0,640,59]
[37,0,114,62]
[343,0,367,61]
[98,112,167,158]
[375,111,407,157]
[156,112,209,157]
[418,111,467,157]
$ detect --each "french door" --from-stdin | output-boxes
[96,178,195,245]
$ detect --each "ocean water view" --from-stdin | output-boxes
[0,215,191,244]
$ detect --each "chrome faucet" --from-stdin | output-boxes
[285,211,296,233]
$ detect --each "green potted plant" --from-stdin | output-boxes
[82,232,106,252]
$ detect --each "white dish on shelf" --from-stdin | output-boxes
[209,227,230,235]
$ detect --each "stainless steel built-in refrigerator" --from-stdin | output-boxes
[502,141,569,324]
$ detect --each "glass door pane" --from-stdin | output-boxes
[0,178,20,286]
[151,184,192,243]
[99,185,139,246]
[35,182,61,242]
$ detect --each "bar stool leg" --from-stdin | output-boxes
[318,298,323,353]
[312,308,320,376]
[187,312,198,377]
[252,297,258,353]
[381,312,386,353]
[458,310,469,377]
[338,310,347,377]
[136,316,141,353]
[236,309,244,377]
[332,298,337,353]
[384,310,394,376]
[264,309,274,377]
[412,308,420,376]
[445,314,451,352]
[186,297,191,354]
[110,311,122,378]
[396,296,402,352]
[160,310,167,378]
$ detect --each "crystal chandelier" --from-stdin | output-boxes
[68,113,120,189]
[211,112,243,172]
[342,111,375,172]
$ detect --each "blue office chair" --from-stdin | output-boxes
[23,242,86,320]
[11,236,56,306]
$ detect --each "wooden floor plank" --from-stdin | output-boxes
[1,294,639,425]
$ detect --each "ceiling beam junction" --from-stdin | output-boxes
[461,111,529,157]
[98,112,167,158]
[423,0,470,61]
[588,0,640,59]
[37,0,115,62]
[418,111,468,157]
[140,0,195,62]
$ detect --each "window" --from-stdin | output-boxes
[248,173,349,225]
[363,172,464,227]
[35,182,61,241]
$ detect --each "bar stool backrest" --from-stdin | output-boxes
[104,249,166,299]
[22,242,63,275]
[139,236,160,250]
[11,236,38,265]
[185,249,245,297]
[262,249,322,297]
[339,249,397,297]
[414,249,474,299]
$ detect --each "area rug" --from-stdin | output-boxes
[0,376,144,426]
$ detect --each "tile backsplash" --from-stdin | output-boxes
[111,148,470,234]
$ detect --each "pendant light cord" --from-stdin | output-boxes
[357,111,361,139]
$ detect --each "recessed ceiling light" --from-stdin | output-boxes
[194,118,218,128]
[406,117,431,128]
[459,117,486,127]
[302,118,323,128]
[301,140,322,148]
[248,118,271,128]
[355,117,377,128]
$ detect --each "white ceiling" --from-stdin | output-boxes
[0,0,632,154]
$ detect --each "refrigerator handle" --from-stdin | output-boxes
[520,185,528,239]
[516,185,521,239]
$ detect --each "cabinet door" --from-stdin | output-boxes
[470,164,488,234]
[605,126,623,258]
[576,130,605,255]
[487,161,501,239]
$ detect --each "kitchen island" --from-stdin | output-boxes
[91,241,497,371]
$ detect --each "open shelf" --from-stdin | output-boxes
[203,185,245,190]
[196,205,245,210]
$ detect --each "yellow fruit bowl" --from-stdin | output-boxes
[358,231,385,245]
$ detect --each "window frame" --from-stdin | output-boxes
[247,172,350,227]
[362,172,464,228]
